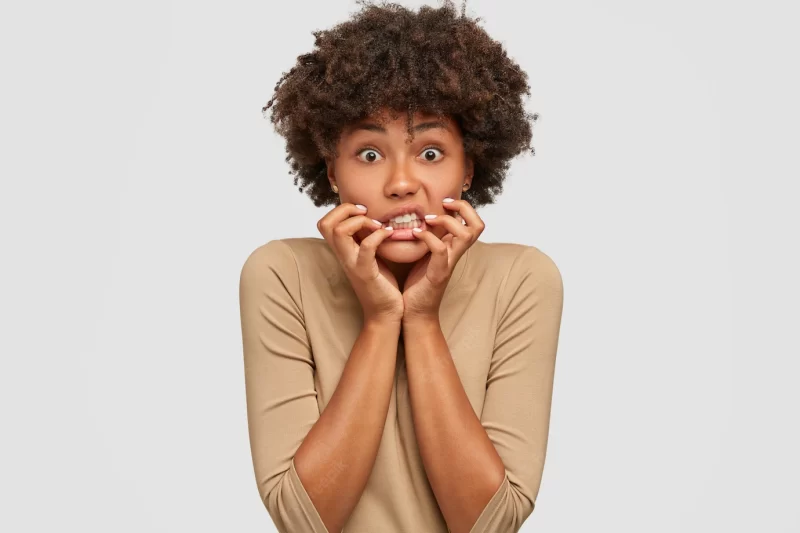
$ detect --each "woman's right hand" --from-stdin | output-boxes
[317,203,404,323]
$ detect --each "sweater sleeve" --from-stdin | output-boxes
[469,246,565,533]
[239,240,329,533]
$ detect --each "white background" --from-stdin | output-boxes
[2,0,798,531]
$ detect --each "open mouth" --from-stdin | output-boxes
[385,213,427,241]
[386,212,424,230]
[378,208,430,241]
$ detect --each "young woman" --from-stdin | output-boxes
[239,2,564,532]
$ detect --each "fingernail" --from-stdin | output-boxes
[424,214,437,220]
[442,198,454,203]
[412,227,422,233]
[372,219,381,225]
[384,226,394,231]
[355,204,367,210]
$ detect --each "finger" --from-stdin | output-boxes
[423,213,472,258]
[331,215,383,261]
[424,213,471,241]
[317,203,368,240]
[442,199,485,235]
[410,228,449,281]
[355,225,396,272]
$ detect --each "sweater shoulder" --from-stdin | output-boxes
[470,240,560,276]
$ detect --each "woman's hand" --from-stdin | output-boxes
[317,203,404,324]
[402,198,485,321]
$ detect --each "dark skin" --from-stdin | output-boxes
[326,107,474,290]
[304,107,505,533]
[263,3,539,530]
[263,1,535,211]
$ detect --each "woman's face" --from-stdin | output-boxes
[326,108,473,265]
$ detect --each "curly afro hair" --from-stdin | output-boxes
[262,0,539,209]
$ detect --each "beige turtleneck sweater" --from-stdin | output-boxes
[239,237,564,532]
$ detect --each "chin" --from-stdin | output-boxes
[376,240,430,264]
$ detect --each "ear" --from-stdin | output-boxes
[465,157,474,186]
[325,157,336,188]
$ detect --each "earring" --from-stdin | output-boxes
[332,184,339,194]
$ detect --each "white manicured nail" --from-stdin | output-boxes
[442,198,454,203]
[412,227,422,233]
[424,214,437,220]
[355,204,367,210]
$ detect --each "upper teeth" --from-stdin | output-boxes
[390,213,418,224]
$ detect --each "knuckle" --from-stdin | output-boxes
[359,242,377,255]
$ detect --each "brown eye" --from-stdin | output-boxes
[357,149,383,163]
[421,148,443,162]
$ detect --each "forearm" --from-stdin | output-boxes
[293,318,401,533]
[402,318,506,533]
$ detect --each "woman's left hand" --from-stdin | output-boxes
[402,198,485,321]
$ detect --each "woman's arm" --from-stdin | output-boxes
[240,240,401,533]
[402,246,564,533]
[402,317,506,533]
[293,317,401,532]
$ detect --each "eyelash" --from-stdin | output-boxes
[356,145,446,163]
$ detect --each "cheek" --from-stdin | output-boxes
[424,170,463,196]
[338,173,384,202]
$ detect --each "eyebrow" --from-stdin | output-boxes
[349,120,450,135]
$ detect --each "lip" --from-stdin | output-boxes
[378,203,426,224]
[387,220,427,241]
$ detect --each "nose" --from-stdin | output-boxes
[384,158,420,198]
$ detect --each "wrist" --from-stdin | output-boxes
[364,315,403,331]
[402,313,441,331]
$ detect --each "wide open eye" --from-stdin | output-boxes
[356,148,383,163]
[420,147,444,162]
